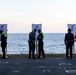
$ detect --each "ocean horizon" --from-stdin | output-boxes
[0,33,76,54]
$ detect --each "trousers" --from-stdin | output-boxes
[28,42,35,58]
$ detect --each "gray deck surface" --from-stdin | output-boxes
[0,57,76,75]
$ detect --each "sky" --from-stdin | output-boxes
[0,0,76,33]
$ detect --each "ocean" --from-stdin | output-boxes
[0,33,76,54]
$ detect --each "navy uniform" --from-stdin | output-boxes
[64,29,74,59]
[0,30,7,59]
[28,29,36,59]
[37,29,45,58]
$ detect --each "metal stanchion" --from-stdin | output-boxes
[73,42,76,57]
[5,47,8,58]
[35,41,38,57]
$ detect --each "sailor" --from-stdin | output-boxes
[64,28,74,59]
[0,30,7,59]
[28,29,36,59]
[37,29,45,58]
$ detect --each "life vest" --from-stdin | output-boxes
[40,32,44,38]
[38,32,44,40]
[1,32,7,37]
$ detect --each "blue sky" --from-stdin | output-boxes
[0,0,76,33]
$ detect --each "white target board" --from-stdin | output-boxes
[0,24,7,33]
[32,23,42,54]
[67,24,76,41]
[32,23,42,40]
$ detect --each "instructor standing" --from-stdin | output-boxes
[28,29,36,59]
[64,28,74,59]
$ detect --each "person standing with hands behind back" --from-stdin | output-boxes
[0,30,7,59]
[37,29,45,58]
[64,28,74,59]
